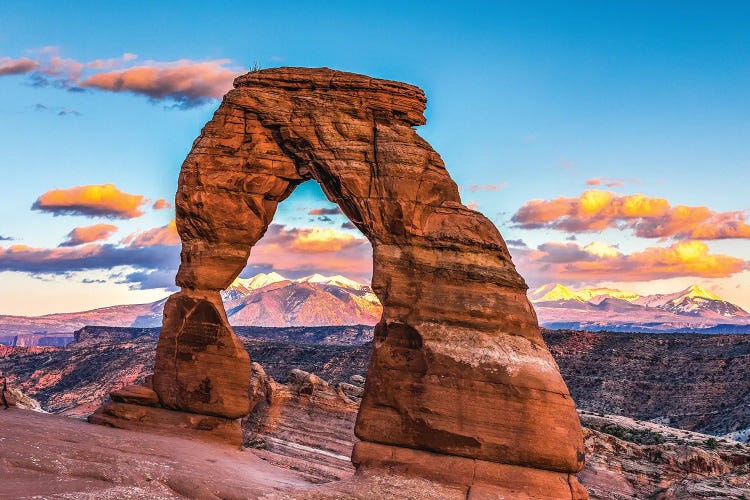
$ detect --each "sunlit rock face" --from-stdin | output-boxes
[154,67,586,496]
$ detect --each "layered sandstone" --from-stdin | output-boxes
[149,67,585,494]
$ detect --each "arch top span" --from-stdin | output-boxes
[152,67,586,497]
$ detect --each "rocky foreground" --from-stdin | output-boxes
[242,365,750,499]
[1,327,749,498]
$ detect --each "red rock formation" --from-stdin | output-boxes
[150,67,586,495]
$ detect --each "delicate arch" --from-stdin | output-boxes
[152,68,586,496]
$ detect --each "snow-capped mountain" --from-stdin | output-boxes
[0,273,382,337]
[529,283,641,303]
[529,283,750,331]
[219,272,380,326]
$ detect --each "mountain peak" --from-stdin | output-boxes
[528,283,578,302]
[230,272,288,291]
[295,274,363,290]
[680,285,723,301]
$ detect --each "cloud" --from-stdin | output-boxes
[512,189,750,240]
[1,50,242,108]
[250,224,372,281]
[0,57,39,75]
[32,103,82,116]
[308,207,342,215]
[585,177,641,187]
[80,59,240,108]
[0,236,13,241]
[506,239,528,248]
[32,184,147,219]
[122,220,180,247]
[468,183,507,192]
[60,223,118,247]
[0,243,179,277]
[0,219,372,290]
[512,239,747,284]
[586,177,623,187]
[152,199,172,210]
[341,222,356,230]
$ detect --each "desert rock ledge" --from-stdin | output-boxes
[105,67,586,497]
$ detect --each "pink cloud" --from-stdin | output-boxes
[124,220,180,247]
[0,57,38,76]
[152,199,172,210]
[308,207,342,215]
[60,223,118,247]
[80,59,240,106]
[1,49,243,107]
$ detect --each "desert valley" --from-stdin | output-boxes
[1,272,748,498]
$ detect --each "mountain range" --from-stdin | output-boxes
[1,273,749,342]
[530,283,750,332]
[0,273,381,341]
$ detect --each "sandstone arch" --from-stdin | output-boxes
[152,68,586,497]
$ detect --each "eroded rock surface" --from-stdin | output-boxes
[151,67,585,493]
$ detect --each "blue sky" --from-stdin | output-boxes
[1,1,749,314]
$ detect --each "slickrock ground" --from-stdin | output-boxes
[2,370,747,499]
[0,408,310,499]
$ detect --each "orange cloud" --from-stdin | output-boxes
[80,59,239,106]
[32,184,147,219]
[512,189,750,240]
[152,199,172,210]
[60,223,118,247]
[124,220,179,247]
[512,240,747,283]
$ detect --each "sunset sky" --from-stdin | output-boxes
[1,1,749,315]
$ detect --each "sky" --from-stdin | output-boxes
[1,1,749,315]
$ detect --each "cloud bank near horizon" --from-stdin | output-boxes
[512,189,750,240]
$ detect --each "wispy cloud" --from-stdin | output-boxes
[59,223,118,247]
[308,206,342,216]
[585,177,640,187]
[467,183,507,192]
[152,199,171,210]
[32,184,148,219]
[33,103,81,116]
[122,220,179,247]
[512,189,750,240]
